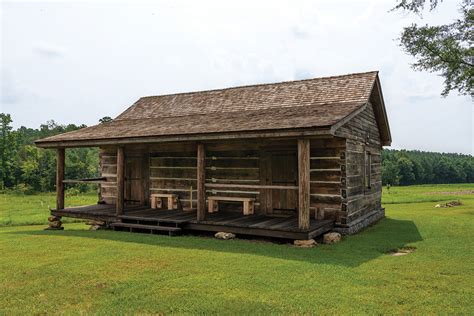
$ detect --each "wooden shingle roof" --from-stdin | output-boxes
[36,71,391,147]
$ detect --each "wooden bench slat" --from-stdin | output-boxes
[150,193,177,197]
[207,196,255,202]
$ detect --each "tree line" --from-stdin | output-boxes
[382,149,474,186]
[0,113,473,193]
[0,113,100,193]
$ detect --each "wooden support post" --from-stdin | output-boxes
[116,146,125,215]
[142,153,150,206]
[298,139,310,230]
[196,143,206,222]
[56,148,65,210]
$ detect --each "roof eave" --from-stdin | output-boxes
[35,127,333,148]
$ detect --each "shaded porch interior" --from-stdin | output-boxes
[52,137,345,239]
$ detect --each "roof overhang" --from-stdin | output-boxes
[371,75,392,146]
[35,127,333,148]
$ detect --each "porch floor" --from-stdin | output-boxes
[52,204,334,240]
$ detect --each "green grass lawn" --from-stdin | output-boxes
[0,192,97,226]
[0,184,473,314]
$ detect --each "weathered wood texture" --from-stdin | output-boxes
[298,139,310,230]
[56,148,65,210]
[99,147,117,204]
[96,137,355,229]
[309,138,345,220]
[197,143,206,221]
[148,141,263,214]
[335,103,383,225]
[116,147,125,215]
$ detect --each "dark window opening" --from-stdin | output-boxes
[365,151,371,190]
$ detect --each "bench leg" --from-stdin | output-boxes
[156,198,163,209]
[208,200,219,213]
[167,197,173,210]
[243,201,254,215]
[243,201,249,215]
[151,197,157,209]
[208,200,214,213]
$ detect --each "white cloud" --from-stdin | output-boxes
[32,41,66,58]
[1,0,472,154]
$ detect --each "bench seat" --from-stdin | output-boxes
[150,193,178,210]
[207,196,255,215]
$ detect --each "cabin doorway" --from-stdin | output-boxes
[125,156,145,205]
[270,151,298,212]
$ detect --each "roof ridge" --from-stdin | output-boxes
[137,70,379,100]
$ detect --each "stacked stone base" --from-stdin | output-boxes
[334,208,385,235]
[86,220,107,230]
[45,216,64,230]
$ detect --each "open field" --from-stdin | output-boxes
[0,184,473,314]
[0,192,97,226]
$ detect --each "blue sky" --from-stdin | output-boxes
[1,0,472,154]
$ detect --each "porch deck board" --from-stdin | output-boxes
[51,204,334,239]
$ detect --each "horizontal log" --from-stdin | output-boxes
[63,177,106,184]
[205,183,298,190]
[310,159,341,170]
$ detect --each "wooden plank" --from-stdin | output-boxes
[63,177,106,184]
[298,139,310,230]
[259,150,272,214]
[142,154,150,206]
[110,222,182,232]
[196,143,206,222]
[116,147,125,215]
[208,196,255,202]
[268,218,299,230]
[205,183,298,190]
[56,148,65,210]
[36,128,332,148]
[249,216,290,228]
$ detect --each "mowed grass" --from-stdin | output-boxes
[0,184,473,314]
[0,192,97,226]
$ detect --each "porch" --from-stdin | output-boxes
[52,204,334,240]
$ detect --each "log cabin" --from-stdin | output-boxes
[35,71,391,240]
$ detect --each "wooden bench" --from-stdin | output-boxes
[150,193,178,210]
[207,196,255,215]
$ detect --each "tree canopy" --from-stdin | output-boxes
[394,0,473,97]
[0,114,99,193]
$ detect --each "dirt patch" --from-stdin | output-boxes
[388,247,416,256]
[425,190,474,195]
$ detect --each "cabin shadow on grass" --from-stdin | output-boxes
[11,217,422,268]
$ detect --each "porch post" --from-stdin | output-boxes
[116,146,125,215]
[298,139,310,230]
[56,148,65,210]
[196,143,206,222]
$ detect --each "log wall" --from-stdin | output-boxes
[99,147,118,205]
[147,142,261,212]
[335,103,383,225]
[309,138,345,220]
[97,137,349,219]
